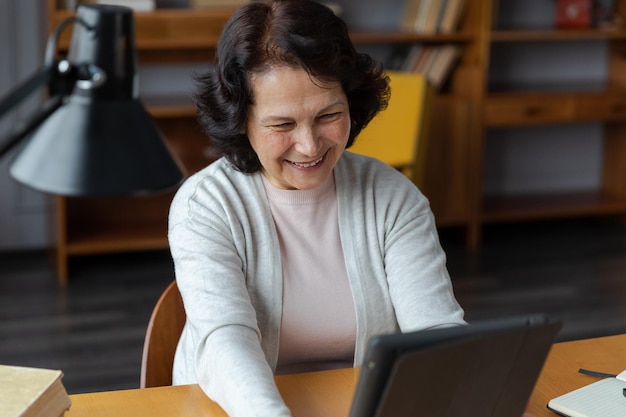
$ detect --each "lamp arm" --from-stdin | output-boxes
[0,94,64,159]
[0,11,90,118]
[0,14,94,159]
[0,66,53,119]
[44,15,93,66]
[0,65,60,158]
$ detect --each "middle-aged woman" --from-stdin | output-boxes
[168,0,466,416]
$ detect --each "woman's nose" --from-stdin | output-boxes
[293,127,321,156]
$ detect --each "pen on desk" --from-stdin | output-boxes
[578,368,617,378]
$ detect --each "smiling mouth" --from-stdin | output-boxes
[288,152,326,169]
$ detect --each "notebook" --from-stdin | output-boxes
[348,314,562,417]
[547,370,626,417]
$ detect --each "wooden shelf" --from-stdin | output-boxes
[51,8,473,58]
[455,0,626,248]
[484,91,626,127]
[350,31,474,44]
[66,228,169,256]
[482,191,626,223]
[145,96,195,118]
[490,29,626,42]
[51,8,234,49]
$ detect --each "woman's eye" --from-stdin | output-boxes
[320,112,341,121]
[272,122,294,130]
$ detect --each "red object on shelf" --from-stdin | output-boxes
[555,0,593,29]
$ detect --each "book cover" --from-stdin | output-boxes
[419,46,441,80]
[423,0,444,33]
[0,365,71,417]
[91,0,157,11]
[439,0,467,33]
[401,0,423,32]
[426,44,461,89]
[411,46,434,73]
[548,375,626,417]
[413,0,433,33]
[433,0,449,33]
[555,0,593,29]
[401,45,424,72]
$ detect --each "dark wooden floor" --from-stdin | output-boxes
[2,217,626,394]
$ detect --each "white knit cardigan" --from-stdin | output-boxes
[168,151,465,417]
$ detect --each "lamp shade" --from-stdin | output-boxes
[10,95,184,195]
[9,4,184,196]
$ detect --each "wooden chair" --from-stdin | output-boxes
[140,280,186,388]
[348,71,433,188]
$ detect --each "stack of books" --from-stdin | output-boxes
[401,0,467,34]
[0,365,71,417]
[399,44,461,90]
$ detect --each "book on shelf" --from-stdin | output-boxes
[400,0,422,31]
[190,0,249,8]
[414,46,437,74]
[0,365,71,417]
[555,0,593,29]
[426,44,461,89]
[414,0,433,33]
[400,45,423,71]
[423,0,447,33]
[439,0,466,33]
[400,44,461,90]
[80,0,156,11]
[401,0,466,34]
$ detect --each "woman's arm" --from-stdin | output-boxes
[384,203,466,331]
[168,170,291,417]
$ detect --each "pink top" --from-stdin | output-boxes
[262,175,357,375]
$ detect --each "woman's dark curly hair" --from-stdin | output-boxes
[195,0,390,173]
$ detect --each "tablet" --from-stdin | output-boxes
[349,314,561,417]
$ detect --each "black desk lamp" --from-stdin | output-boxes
[0,4,185,196]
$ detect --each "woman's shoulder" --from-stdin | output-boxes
[176,157,256,193]
[339,151,417,188]
[171,157,261,212]
[337,151,429,211]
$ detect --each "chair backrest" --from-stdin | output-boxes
[348,71,433,188]
[140,280,186,388]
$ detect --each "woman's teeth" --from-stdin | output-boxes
[292,156,323,168]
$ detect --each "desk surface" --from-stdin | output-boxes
[66,333,626,417]
[527,333,626,416]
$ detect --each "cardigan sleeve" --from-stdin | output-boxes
[337,152,465,353]
[168,166,291,417]
[384,199,466,331]
[356,155,464,330]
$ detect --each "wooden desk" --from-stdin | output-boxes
[66,334,626,417]
[527,333,626,416]
[66,369,358,417]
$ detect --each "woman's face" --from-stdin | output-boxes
[246,66,351,190]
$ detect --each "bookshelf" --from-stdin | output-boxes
[59,0,626,281]
[47,0,485,285]
[469,0,626,246]
[45,0,483,284]
[45,1,232,285]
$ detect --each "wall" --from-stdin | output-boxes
[0,0,52,250]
